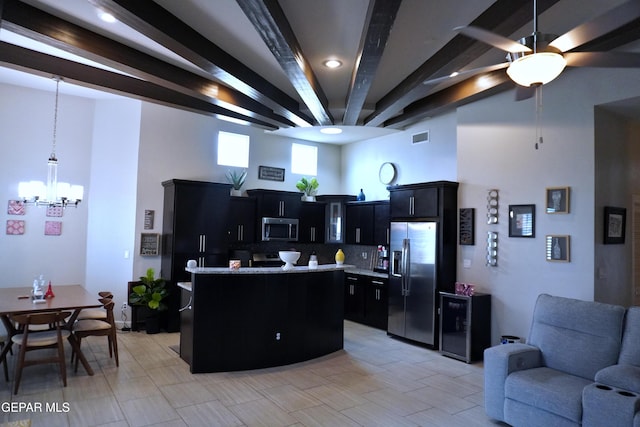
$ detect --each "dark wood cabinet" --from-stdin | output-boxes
[161,179,231,332]
[316,195,357,243]
[373,201,390,245]
[389,186,438,218]
[364,277,388,330]
[344,273,388,330]
[439,292,491,363]
[182,270,344,373]
[345,203,375,245]
[299,201,326,243]
[247,189,302,219]
[226,196,256,243]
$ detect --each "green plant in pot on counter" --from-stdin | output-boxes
[296,177,319,200]
[129,268,168,333]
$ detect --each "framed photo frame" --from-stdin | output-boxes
[258,165,285,182]
[509,204,535,238]
[140,233,161,256]
[604,206,626,244]
[546,187,570,214]
[459,208,475,245]
[546,235,570,262]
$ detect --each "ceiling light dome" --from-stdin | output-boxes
[506,52,567,87]
[323,59,342,69]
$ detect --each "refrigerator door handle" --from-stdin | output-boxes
[403,238,411,296]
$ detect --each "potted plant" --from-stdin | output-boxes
[129,268,169,334]
[226,169,247,196]
[296,177,319,201]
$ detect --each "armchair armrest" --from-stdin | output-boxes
[484,343,542,421]
[595,364,640,394]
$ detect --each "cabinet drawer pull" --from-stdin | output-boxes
[371,280,384,285]
[347,277,358,281]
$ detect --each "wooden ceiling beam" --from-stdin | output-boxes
[365,0,562,127]
[384,69,513,129]
[93,0,313,127]
[0,0,295,128]
[0,42,278,129]
[236,0,333,126]
[342,0,402,126]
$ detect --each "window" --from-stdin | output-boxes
[217,131,249,168]
[291,143,317,176]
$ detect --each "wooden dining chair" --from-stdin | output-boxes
[71,299,118,372]
[0,333,8,382]
[10,311,71,394]
[76,291,113,321]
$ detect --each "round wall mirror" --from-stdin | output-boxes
[379,162,397,185]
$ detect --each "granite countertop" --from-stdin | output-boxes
[186,263,356,275]
[344,268,388,279]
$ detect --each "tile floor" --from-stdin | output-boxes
[0,321,504,426]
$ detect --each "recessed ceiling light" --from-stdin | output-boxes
[98,10,117,23]
[320,127,342,135]
[323,59,342,69]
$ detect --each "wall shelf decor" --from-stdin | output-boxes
[546,187,570,214]
[487,189,499,224]
[509,204,535,238]
[546,235,570,262]
[487,231,498,267]
[604,206,626,244]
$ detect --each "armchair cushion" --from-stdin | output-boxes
[596,364,640,394]
[620,307,640,366]
[506,367,592,424]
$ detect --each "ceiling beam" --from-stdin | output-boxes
[1,0,296,128]
[236,0,333,126]
[0,41,278,129]
[384,69,513,129]
[365,0,562,127]
[342,0,402,126]
[93,0,313,127]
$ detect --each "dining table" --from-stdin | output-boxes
[0,284,103,378]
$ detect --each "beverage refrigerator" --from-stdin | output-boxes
[387,221,438,346]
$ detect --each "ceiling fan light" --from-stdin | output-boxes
[506,52,566,87]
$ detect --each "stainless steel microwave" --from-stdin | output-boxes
[261,217,299,241]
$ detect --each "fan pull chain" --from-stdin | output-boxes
[535,85,543,150]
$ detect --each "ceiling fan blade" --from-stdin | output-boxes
[514,85,536,101]
[564,51,640,68]
[423,62,509,86]
[454,26,531,53]
[549,1,640,52]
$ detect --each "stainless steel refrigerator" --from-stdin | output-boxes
[388,221,438,346]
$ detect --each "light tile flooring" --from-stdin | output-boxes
[0,321,504,427]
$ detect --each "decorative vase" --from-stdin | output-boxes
[302,194,316,202]
[357,189,365,201]
[335,248,345,265]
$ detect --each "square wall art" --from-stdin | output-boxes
[6,220,25,235]
[45,221,62,236]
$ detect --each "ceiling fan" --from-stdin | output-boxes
[433,0,640,95]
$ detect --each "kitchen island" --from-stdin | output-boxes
[180,264,348,373]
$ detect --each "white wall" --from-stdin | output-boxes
[0,84,92,287]
[341,111,457,201]
[85,99,141,309]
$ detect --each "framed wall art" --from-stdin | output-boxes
[459,208,475,245]
[509,204,535,238]
[140,233,161,256]
[546,235,570,262]
[258,165,285,182]
[546,187,570,214]
[604,206,626,244]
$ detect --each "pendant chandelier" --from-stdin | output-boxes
[18,76,83,208]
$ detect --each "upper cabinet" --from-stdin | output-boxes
[299,201,326,243]
[316,195,357,243]
[345,201,390,246]
[247,189,302,219]
[226,196,256,244]
[389,185,439,218]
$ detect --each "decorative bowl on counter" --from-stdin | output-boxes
[279,251,301,270]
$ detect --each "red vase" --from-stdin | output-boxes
[44,281,55,298]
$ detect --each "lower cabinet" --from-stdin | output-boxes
[439,292,491,363]
[344,273,388,330]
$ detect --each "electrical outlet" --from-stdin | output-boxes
[122,302,127,311]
